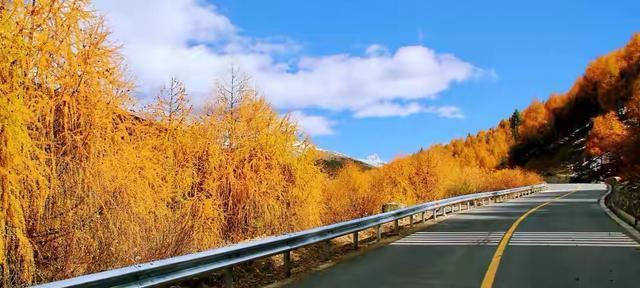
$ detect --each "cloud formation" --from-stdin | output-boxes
[289,111,336,136]
[93,0,476,134]
[354,102,464,118]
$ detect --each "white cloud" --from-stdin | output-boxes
[365,44,390,57]
[261,46,477,113]
[425,105,465,119]
[354,102,424,118]
[354,102,464,119]
[289,111,336,136]
[93,0,477,124]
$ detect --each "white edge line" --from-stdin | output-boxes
[509,243,640,247]
[390,243,499,246]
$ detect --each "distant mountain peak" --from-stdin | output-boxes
[360,153,386,167]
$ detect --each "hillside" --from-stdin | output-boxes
[314,148,381,177]
[505,33,640,183]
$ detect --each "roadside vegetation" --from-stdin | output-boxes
[0,1,542,286]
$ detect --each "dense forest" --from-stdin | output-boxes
[508,32,640,183]
[11,1,640,287]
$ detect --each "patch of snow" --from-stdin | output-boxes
[316,148,386,167]
[359,154,386,167]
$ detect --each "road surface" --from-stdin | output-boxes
[287,184,640,288]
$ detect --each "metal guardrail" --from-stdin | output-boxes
[605,177,639,228]
[32,184,545,288]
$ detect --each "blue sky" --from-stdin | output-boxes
[94,0,640,162]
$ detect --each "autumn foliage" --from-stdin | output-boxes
[586,112,628,157]
[0,1,327,285]
[504,32,640,183]
[0,1,541,286]
[322,124,542,224]
[518,99,553,142]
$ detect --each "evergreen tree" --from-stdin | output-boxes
[510,109,522,141]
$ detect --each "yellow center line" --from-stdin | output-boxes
[480,187,580,288]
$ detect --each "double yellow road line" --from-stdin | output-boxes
[480,189,579,288]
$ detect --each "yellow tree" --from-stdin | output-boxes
[586,112,628,157]
[519,99,553,141]
[205,68,326,241]
[1,0,132,284]
[322,163,376,222]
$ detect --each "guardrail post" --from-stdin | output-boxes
[433,208,438,221]
[443,206,448,217]
[224,267,233,288]
[284,251,292,278]
[421,211,426,223]
[458,203,462,211]
[409,215,414,228]
[323,240,331,260]
[376,224,381,242]
[394,219,399,233]
[353,231,359,249]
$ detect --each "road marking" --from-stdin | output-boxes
[391,232,505,246]
[480,189,578,288]
[509,231,639,247]
[392,231,640,247]
[513,199,598,203]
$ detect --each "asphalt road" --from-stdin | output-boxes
[287,184,640,288]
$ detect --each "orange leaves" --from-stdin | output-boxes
[626,80,640,120]
[323,163,377,222]
[0,1,564,286]
[505,33,640,179]
[321,128,542,225]
[586,112,628,157]
[545,93,569,116]
[203,81,325,240]
[518,99,553,141]
[1,1,327,286]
